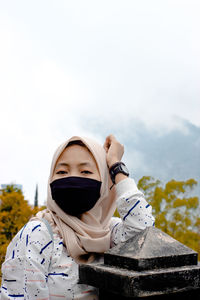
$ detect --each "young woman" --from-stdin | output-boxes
[0,134,155,299]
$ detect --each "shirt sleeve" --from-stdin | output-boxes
[110,177,155,247]
[0,220,53,300]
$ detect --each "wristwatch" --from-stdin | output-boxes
[109,162,129,184]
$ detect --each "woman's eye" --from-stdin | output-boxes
[81,170,93,174]
[56,170,68,174]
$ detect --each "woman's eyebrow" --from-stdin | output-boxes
[55,162,69,169]
[79,162,93,167]
[55,162,93,169]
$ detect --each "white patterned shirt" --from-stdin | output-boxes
[0,178,154,300]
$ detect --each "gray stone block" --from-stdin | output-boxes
[104,227,198,271]
[80,262,200,298]
[79,227,200,298]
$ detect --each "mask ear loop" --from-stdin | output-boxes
[109,183,114,190]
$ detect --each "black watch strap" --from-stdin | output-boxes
[109,162,129,184]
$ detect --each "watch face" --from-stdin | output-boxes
[121,164,129,174]
[109,162,129,184]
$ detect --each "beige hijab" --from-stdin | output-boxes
[36,136,116,263]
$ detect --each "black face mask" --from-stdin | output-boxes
[50,176,102,216]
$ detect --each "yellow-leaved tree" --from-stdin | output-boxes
[0,185,43,281]
[137,176,200,256]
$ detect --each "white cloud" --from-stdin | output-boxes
[0,0,200,204]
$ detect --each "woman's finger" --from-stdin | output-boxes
[103,134,115,152]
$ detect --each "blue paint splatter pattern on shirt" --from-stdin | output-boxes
[0,178,154,299]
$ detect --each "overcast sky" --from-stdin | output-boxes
[0,0,200,205]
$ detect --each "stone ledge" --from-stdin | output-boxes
[79,262,200,298]
[104,227,198,271]
[79,227,200,298]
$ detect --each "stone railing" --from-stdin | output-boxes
[79,227,200,299]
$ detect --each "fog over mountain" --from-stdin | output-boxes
[81,117,200,197]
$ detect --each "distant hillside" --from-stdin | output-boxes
[124,120,200,182]
[82,118,200,197]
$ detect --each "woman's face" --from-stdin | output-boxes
[52,144,101,182]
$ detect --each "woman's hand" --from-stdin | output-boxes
[103,134,124,168]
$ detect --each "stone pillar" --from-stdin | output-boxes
[79,227,200,299]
